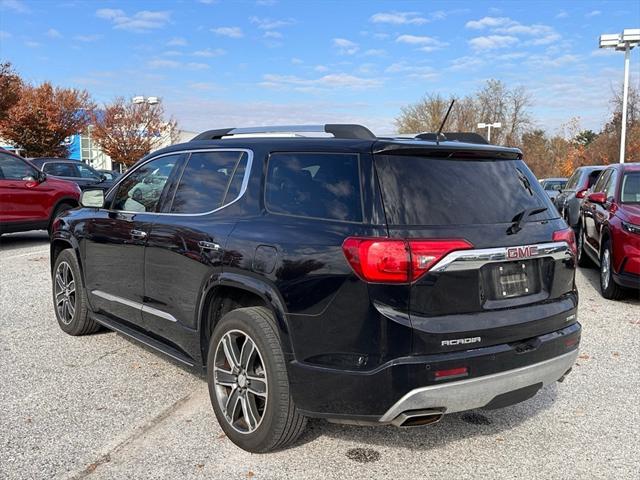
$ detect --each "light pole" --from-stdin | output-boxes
[599,29,640,163]
[477,122,501,143]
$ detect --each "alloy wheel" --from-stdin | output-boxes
[213,329,268,434]
[54,261,76,325]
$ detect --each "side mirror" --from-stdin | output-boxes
[99,174,107,182]
[587,192,607,204]
[81,189,105,208]
[37,171,47,183]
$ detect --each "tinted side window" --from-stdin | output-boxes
[565,170,581,190]
[44,162,77,177]
[592,170,610,193]
[587,170,603,188]
[266,153,362,222]
[603,170,618,198]
[112,155,180,212]
[76,163,100,180]
[0,153,36,179]
[171,151,248,214]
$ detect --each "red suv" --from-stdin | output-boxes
[0,150,81,235]
[578,162,640,299]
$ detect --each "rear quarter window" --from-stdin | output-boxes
[265,153,362,222]
[374,155,557,226]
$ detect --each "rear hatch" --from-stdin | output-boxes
[373,150,577,354]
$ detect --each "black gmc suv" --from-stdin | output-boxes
[50,125,581,452]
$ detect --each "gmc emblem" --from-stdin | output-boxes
[507,245,539,259]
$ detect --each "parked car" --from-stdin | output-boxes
[555,166,605,229]
[96,169,121,182]
[539,177,567,201]
[577,162,640,299]
[0,150,80,235]
[29,158,114,191]
[50,124,580,452]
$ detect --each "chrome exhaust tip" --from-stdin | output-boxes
[391,409,445,427]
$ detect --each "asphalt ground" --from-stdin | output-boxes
[1,230,639,480]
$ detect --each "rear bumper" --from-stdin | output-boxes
[289,322,581,419]
[379,349,577,423]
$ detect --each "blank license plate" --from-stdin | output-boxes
[484,260,541,300]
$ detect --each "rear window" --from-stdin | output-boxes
[265,153,362,222]
[375,155,557,226]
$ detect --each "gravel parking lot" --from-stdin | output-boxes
[1,231,638,480]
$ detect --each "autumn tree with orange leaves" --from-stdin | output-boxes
[0,62,23,123]
[90,97,178,167]
[0,78,94,158]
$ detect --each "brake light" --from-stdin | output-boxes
[576,188,588,199]
[342,237,473,283]
[553,227,577,257]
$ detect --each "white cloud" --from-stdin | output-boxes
[264,31,283,39]
[364,49,386,57]
[249,16,295,29]
[192,48,225,57]
[167,37,187,46]
[396,35,448,51]
[291,57,303,64]
[188,82,220,91]
[465,16,514,29]
[163,50,183,56]
[449,56,484,71]
[586,10,601,17]
[25,40,41,48]
[186,62,210,70]
[369,11,428,25]
[74,34,102,42]
[333,38,359,55]
[96,9,171,32]
[555,11,568,19]
[0,30,10,39]
[385,61,437,80]
[211,26,243,38]
[46,28,62,38]
[256,0,278,6]
[147,59,181,69]
[526,54,580,68]
[314,65,329,72]
[469,35,518,50]
[260,72,382,92]
[1,0,29,13]
[591,48,616,57]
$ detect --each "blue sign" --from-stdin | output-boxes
[64,134,81,160]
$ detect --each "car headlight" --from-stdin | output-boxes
[622,221,640,234]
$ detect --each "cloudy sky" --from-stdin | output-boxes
[1,0,638,135]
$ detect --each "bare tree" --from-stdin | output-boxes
[0,82,94,157]
[395,93,452,133]
[90,97,178,167]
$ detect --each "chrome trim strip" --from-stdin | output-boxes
[91,290,178,322]
[141,305,178,323]
[430,241,571,273]
[379,349,578,423]
[101,148,253,217]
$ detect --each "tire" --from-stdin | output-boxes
[52,249,100,335]
[576,224,592,268]
[599,240,625,300]
[207,306,306,452]
[48,202,74,235]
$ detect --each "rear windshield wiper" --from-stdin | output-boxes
[516,168,534,196]
[507,207,548,235]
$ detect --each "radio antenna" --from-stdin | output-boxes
[436,99,455,145]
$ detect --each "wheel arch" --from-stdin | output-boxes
[198,272,293,365]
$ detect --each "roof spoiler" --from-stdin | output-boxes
[415,132,489,144]
[192,124,376,141]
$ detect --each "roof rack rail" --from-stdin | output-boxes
[415,132,489,145]
[192,124,376,141]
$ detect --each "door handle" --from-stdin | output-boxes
[198,240,221,251]
[130,229,148,240]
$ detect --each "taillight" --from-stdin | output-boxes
[553,227,577,257]
[576,188,588,199]
[342,237,473,283]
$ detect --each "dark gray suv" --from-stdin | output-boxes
[555,166,605,229]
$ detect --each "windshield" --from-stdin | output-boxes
[621,172,640,204]
[374,155,557,226]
